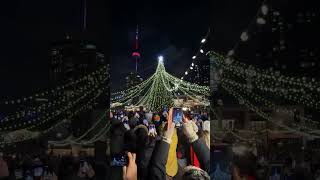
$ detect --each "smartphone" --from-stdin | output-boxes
[148,124,155,130]
[210,145,232,180]
[33,166,44,177]
[110,154,128,166]
[269,164,283,179]
[173,108,183,127]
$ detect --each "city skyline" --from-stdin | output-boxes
[110,0,211,91]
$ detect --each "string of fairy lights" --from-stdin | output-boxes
[211,52,320,112]
[0,65,109,146]
[208,52,320,137]
[228,0,269,55]
[1,81,106,131]
[1,26,208,146]
[207,0,320,140]
[222,82,320,138]
[0,87,109,145]
[1,66,107,119]
[222,77,319,127]
[180,28,211,81]
[0,67,108,131]
[48,111,110,146]
[1,104,109,145]
[111,29,211,108]
[211,107,265,142]
[1,66,108,106]
[111,58,210,111]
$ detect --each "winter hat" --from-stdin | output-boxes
[182,166,210,180]
[153,115,160,122]
[133,124,148,134]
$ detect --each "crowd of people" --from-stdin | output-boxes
[109,107,211,180]
[0,150,99,180]
[0,107,211,180]
[2,106,320,180]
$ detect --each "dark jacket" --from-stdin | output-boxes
[191,138,210,173]
[137,142,155,180]
[147,138,210,180]
[110,118,126,155]
[147,140,170,180]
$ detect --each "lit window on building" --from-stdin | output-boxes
[51,49,58,55]
[273,11,280,16]
[85,44,96,49]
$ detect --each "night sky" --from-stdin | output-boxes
[111,0,263,91]
[111,0,211,91]
[0,0,263,98]
[0,0,109,99]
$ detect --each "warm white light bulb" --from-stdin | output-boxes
[200,49,204,53]
[192,56,196,59]
[240,32,249,41]
[158,56,164,63]
[201,38,206,43]
[261,5,268,15]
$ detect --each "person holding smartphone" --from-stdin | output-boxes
[122,152,137,180]
[146,108,210,180]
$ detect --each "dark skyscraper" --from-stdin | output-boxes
[49,35,108,137]
[185,56,210,86]
[270,0,320,77]
[125,72,143,89]
[49,36,106,87]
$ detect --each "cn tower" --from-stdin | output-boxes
[131,25,141,73]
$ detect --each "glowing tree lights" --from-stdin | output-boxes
[111,56,210,111]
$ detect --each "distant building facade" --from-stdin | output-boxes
[125,72,143,88]
[49,35,109,138]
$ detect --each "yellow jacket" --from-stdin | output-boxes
[166,128,178,177]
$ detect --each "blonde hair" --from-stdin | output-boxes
[201,130,210,149]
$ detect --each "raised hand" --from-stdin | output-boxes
[123,152,137,180]
[182,114,199,143]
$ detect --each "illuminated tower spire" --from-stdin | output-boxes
[132,25,141,73]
